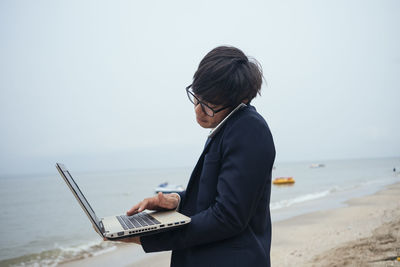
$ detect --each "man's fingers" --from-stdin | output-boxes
[127,203,141,215]
[117,236,141,244]
[127,199,152,216]
[138,199,149,212]
[127,193,172,216]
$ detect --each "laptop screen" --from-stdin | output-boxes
[56,164,103,234]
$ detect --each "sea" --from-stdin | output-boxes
[0,157,399,266]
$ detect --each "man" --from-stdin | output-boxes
[123,46,275,267]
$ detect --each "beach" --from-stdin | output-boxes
[271,182,400,266]
[1,158,398,266]
[59,181,400,267]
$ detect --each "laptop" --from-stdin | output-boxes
[56,163,191,240]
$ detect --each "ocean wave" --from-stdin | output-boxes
[270,188,337,210]
[270,177,399,212]
[0,240,117,267]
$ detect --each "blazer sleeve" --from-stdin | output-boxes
[171,192,185,211]
[141,115,275,252]
[177,190,186,209]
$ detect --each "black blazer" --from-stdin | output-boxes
[141,105,275,267]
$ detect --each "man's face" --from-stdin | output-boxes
[194,101,231,129]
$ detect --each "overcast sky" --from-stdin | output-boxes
[0,0,399,176]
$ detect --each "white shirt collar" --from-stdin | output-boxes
[208,103,247,138]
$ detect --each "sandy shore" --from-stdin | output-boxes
[271,182,400,266]
[60,182,400,267]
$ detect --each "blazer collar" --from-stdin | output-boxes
[185,104,250,195]
[208,103,247,138]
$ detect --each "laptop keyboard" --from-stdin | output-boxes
[116,212,161,230]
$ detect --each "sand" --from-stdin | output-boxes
[60,182,400,267]
[271,182,400,267]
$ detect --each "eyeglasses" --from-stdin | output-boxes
[186,85,231,117]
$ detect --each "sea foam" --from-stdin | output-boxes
[270,188,336,210]
[1,240,117,267]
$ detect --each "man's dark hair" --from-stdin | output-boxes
[191,46,263,107]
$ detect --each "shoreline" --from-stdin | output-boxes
[59,181,400,267]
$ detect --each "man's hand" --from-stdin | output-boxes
[103,236,141,244]
[127,192,179,216]
[117,236,141,244]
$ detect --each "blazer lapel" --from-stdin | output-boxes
[185,137,213,195]
[204,136,212,148]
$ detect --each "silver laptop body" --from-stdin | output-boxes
[56,163,191,240]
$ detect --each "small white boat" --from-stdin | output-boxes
[310,163,325,168]
[155,182,185,194]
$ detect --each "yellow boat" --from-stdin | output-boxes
[273,177,295,185]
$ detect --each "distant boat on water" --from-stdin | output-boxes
[155,182,185,194]
[310,163,325,168]
[273,177,295,185]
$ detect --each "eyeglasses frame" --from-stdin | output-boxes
[185,85,231,117]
